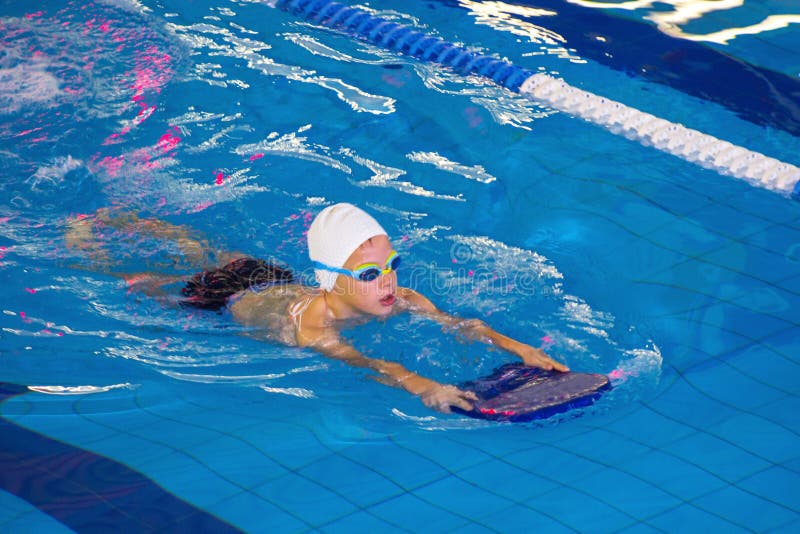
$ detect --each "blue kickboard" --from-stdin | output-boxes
[452,364,611,422]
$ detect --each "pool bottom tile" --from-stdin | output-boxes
[664,430,770,483]
[206,490,308,533]
[320,509,412,533]
[723,344,800,401]
[339,441,449,491]
[253,471,358,528]
[691,485,797,532]
[567,466,681,521]
[477,503,575,533]
[645,503,750,533]
[456,458,559,502]
[708,413,798,465]
[737,465,800,514]
[182,435,289,491]
[603,404,695,449]
[620,450,726,501]
[367,493,474,532]
[411,474,513,527]
[297,453,404,509]
[529,485,636,532]
[140,450,245,510]
[768,516,800,534]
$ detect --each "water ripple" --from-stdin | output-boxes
[169,21,395,114]
[406,151,496,184]
[235,125,352,174]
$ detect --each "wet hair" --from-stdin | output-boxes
[181,257,294,311]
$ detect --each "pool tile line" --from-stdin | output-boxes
[168,384,576,531]
[640,245,800,302]
[665,220,800,284]
[132,392,403,529]
[319,442,511,529]
[645,369,800,466]
[236,420,464,530]
[767,515,800,534]
[445,403,794,531]
[597,402,773,483]
[158,360,792,526]
[543,146,800,236]
[444,431,690,530]
[12,330,792,532]
[661,333,798,400]
[637,397,798,516]
[734,460,800,514]
[630,277,797,334]
[535,149,717,223]
[145,388,434,531]
[692,342,800,399]
[538,160,800,278]
[403,431,648,530]
[643,347,800,443]
[327,418,601,530]
[378,435,583,532]
[475,502,583,534]
[643,502,756,533]
[627,224,800,306]
[510,161,800,314]
[572,410,799,527]
[519,178,800,315]
[643,307,799,375]
[291,435,505,531]
[449,427,675,499]
[0,382,244,533]
[70,388,319,529]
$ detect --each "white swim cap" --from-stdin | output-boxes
[307,203,387,290]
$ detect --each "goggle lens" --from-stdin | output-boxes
[356,252,401,282]
[358,269,381,282]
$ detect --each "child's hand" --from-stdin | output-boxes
[419,383,478,413]
[517,344,569,372]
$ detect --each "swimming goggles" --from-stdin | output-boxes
[313,251,401,282]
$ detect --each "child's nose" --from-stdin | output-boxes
[379,271,396,288]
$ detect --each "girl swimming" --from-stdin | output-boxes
[67,203,568,413]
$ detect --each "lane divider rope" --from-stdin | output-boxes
[272,0,800,200]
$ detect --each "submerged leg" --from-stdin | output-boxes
[65,208,244,295]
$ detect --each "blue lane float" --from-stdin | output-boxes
[272,0,800,200]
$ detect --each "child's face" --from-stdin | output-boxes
[334,235,398,317]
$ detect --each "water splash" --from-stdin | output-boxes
[27,383,137,395]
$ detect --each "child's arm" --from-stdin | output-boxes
[398,287,569,372]
[296,324,477,413]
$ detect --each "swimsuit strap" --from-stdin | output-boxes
[288,294,315,331]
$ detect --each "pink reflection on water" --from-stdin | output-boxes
[157,129,181,153]
[94,155,125,178]
[463,106,483,128]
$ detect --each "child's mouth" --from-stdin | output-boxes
[380,294,396,306]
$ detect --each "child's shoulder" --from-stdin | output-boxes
[230,283,307,319]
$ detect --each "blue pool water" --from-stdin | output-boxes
[1,0,799,531]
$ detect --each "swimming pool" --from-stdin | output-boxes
[1,0,799,530]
